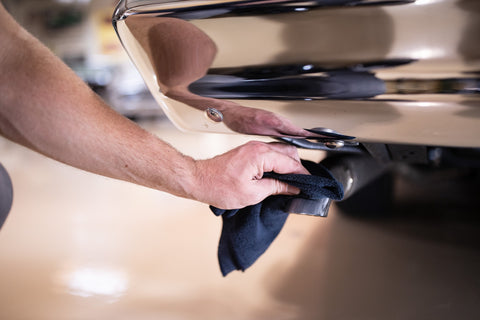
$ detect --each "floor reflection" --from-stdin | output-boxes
[0,119,479,319]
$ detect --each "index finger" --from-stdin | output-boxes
[261,149,310,175]
[266,142,302,162]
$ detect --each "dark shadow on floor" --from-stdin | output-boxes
[266,167,480,320]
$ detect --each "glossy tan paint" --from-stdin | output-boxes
[116,0,480,147]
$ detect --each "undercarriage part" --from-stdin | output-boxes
[364,143,480,168]
[287,143,480,217]
[432,148,480,168]
[363,143,429,164]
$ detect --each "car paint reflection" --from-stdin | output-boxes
[113,0,480,147]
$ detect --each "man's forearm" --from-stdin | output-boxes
[0,6,198,199]
[0,3,308,210]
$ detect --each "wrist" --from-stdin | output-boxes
[175,155,199,201]
[184,158,207,204]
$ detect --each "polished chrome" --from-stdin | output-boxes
[277,136,362,152]
[205,107,224,122]
[325,140,345,149]
[306,127,356,140]
[286,197,332,217]
[323,154,389,199]
[285,154,388,216]
[113,0,480,147]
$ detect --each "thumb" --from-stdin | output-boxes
[258,178,301,197]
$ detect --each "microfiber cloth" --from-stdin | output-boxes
[210,160,344,276]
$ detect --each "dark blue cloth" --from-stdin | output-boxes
[210,160,344,276]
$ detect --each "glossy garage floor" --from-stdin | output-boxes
[0,119,479,320]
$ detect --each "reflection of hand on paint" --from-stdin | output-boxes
[126,16,309,138]
[220,103,311,137]
[165,87,311,137]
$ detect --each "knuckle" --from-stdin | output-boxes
[247,141,268,153]
[272,179,285,194]
[245,140,262,148]
[286,144,298,154]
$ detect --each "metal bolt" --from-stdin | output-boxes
[205,107,224,123]
[325,140,345,149]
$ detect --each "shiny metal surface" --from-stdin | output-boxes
[113,0,480,147]
[277,136,362,152]
[285,153,389,217]
[287,197,332,217]
[323,154,389,198]
[205,107,224,122]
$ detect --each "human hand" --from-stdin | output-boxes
[191,141,309,209]
[220,103,311,137]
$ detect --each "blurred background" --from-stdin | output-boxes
[0,0,479,319]
[3,0,162,119]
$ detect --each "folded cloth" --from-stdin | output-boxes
[210,160,344,276]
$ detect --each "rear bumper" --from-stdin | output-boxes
[114,0,480,148]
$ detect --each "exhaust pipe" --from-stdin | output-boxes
[287,155,389,217]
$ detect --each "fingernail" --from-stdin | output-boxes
[287,186,301,195]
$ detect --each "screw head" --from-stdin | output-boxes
[325,140,345,149]
[205,107,224,122]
